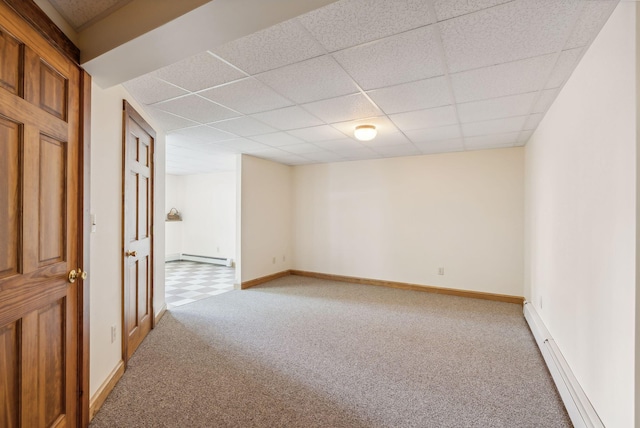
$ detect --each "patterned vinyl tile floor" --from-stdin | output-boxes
[165,261,235,309]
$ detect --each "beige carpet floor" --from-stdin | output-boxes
[90,275,571,427]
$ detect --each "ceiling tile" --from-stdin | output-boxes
[145,108,199,132]
[332,147,382,160]
[302,151,347,163]
[545,48,583,89]
[440,0,581,73]
[212,20,325,74]
[170,125,237,143]
[390,106,458,132]
[302,93,381,123]
[457,92,537,123]
[451,54,557,103]
[280,143,324,154]
[154,52,246,92]
[192,142,241,154]
[287,125,346,142]
[134,0,614,168]
[186,145,230,157]
[165,154,200,165]
[218,139,273,153]
[330,116,398,139]
[250,132,305,147]
[367,76,453,114]
[165,147,199,158]
[198,78,293,114]
[257,56,359,104]
[433,0,512,21]
[165,144,185,154]
[123,74,188,105]
[279,155,315,165]
[250,147,299,162]
[373,144,421,158]
[359,131,411,148]
[167,140,231,160]
[313,138,367,151]
[166,134,203,148]
[524,113,544,130]
[333,26,445,90]
[209,117,277,137]
[405,125,462,143]
[154,95,241,123]
[186,142,238,155]
[165,149,187,158]
[565,1,618,49]
[415,139,465,154]
[166,153,188,166]
[464,131,520,149]
[250,106,324,130]
[533,89,560,113]
[48,0,130,30]
[298,0,436,52]
[462,116,526,137]
[517,130,534,145]
[247,147,289,157]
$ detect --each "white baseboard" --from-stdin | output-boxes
[165,253,181,262]
[523,302,604,428]
[165,253,233,267]
[89,360,124,421]
[154,303,167,325]
[181,254,233,266]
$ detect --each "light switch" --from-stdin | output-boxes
[91,214,97,233]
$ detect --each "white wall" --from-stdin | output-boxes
[182,172,236,259]
[293,148,524,296]
[165,174,184,258]
[636,2,640,420]
[239,155,292,283]
[164,172,236,260]
[524,4,636,426]
[90,82,166,398]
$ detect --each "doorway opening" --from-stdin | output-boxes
[164,165,237,309]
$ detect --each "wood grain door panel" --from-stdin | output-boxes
[38,135,67,267]
[0,321,19,428]
[0,28,22,96]
[0,3,81,426]
[36,299,66,427]
[123,101,155,361]
[24,46,68,122]
[0,116,22,280]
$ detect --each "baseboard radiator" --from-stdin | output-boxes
[169,253,233,267]
[523,302,604,428]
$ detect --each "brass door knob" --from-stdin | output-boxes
[125,251,137,257]
[68,268,88,283]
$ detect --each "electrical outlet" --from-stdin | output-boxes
[110,326,116,343]
[272,257,276,264]
[438,267,445,275]
[282,255,286,262]
[216,246,220,253]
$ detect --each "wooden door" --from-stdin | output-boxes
[122,101,155,361]
[0,2,83,427]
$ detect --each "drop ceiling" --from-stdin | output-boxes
[120,0,619,175]
[47,0,132,31]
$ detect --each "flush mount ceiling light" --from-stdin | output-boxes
[354,124,377,141]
